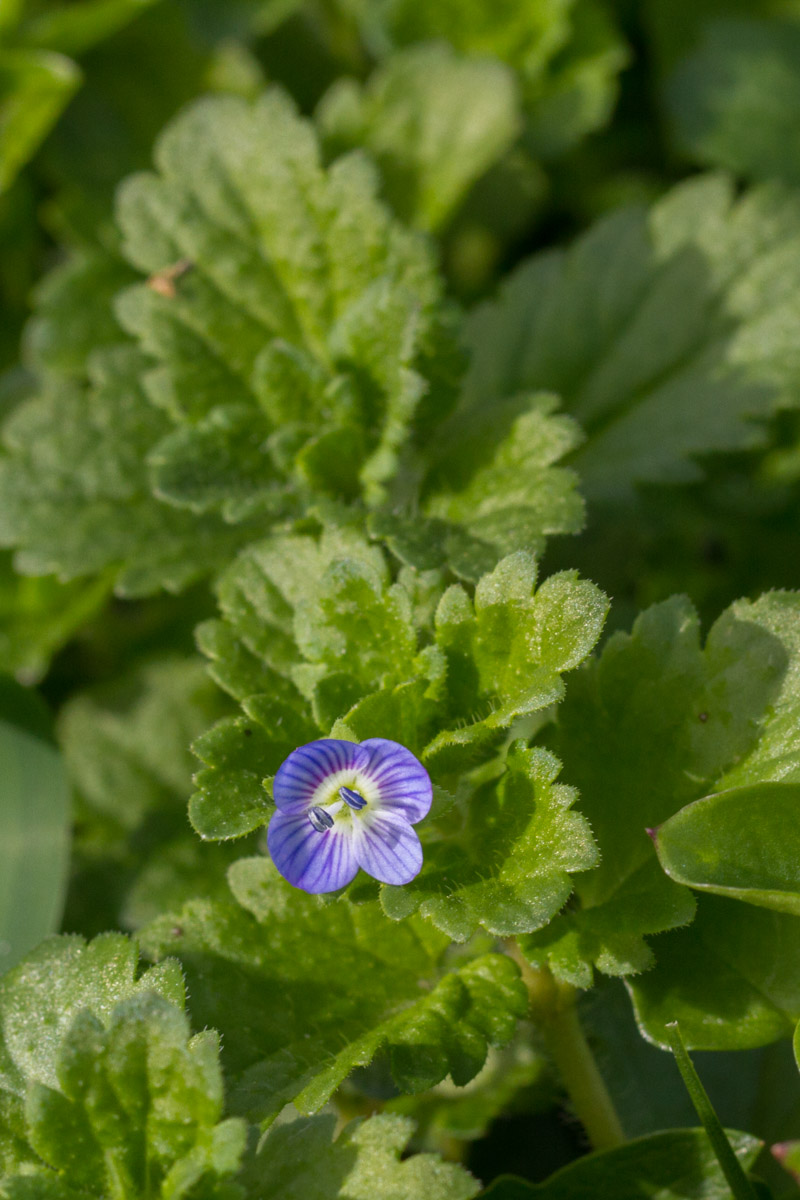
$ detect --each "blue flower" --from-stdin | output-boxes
[267,738,432,894]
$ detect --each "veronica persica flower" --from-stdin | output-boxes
[267,738,432,894]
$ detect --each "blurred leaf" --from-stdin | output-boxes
[0,679,70,972]
[0,553,110,681]
[240,1112,479,1200]
[317,42,521,232]
[0,47,79,193]
[17,0,160,56]
[666,18,800,185]
[355,0,627,156]
[463,175,800,501]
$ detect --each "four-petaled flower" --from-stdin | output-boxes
[267,738,432,894]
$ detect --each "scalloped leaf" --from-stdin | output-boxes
[25,993,246,1199]
[316,42,521,232]
[524,590,800,1047]
[380,744,597,942]
[240,1112,479,1200]
[142,857,527,1122]
[462,174,800,501]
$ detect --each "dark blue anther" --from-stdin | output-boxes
[339,786,367,810]
[308,805,335,832]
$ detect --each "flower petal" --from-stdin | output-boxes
[360,738,432,824]
[273,739,370,814]
[268,810,359,893]
[354,809,423,885]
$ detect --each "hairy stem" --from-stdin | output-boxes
[508,943,625,1152]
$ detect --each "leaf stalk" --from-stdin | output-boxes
[508,943,625,1152]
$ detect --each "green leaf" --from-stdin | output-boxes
[192,538,606,856]
[462,174,800,501]
[0,682,70,972]
[240,1112,479,1200]
[24,247,137,382]
[380,743,597,942]
[0,48,80,193]
[142,859,527,1120]
[316,42,521,232]
[652,782,800,916]
[666,18,800,186]
[58,655,240,933]
[25,993,246,1199]
[423,553,607,771]
[524,590,800,994]
[482,1127,763,1199]
[0,931,184,1173]
[0,345,255,595]
[1,86,460,594]
[359,0,627,157]
[383,391,585,583]
[17,0,161,57]
[114,87,453,509]
[630,894,800,1050]
[0,552,110,682]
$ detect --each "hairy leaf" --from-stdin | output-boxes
[380,744,597,941]
[142,858,527,1120]
[463,175,800,500]
[25,993,246,1199]
[381,391,585,582]
[523,591,800,1007]
[0,932,184,1173]
[241,1112,479,1200]
[190,537,604,942]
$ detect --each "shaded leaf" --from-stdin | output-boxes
[317,42,521,232]
[463,175,800,500]
[482,1127,762,1199]
[142,858,527,1121]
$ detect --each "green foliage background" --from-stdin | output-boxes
[3,0,800,1197]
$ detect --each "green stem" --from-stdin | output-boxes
[508,944,625,1152]
[666,1022,760,1200]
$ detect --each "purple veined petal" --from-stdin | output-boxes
[354,809,423,885]
[273,739,371,814]
[268,809,360,893]
[359,738,432,824]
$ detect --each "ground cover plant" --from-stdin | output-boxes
[5,0,800,1196]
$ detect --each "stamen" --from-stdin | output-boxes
[340,786,367,810]
[308,805,335,832]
